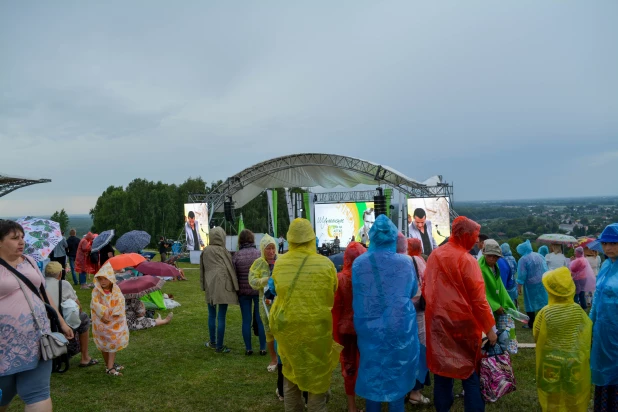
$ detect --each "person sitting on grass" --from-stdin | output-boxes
[125,297,173,331]
[534,267,592,412]
[91,263,130,376]
[44,261,99,367]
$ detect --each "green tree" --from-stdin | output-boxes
[50,209,70,235]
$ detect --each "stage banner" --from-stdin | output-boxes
[406,197,451,246]
[314,202,375,248]
[183,203,209,250]
[303,192,311,223]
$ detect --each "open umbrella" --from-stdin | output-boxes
[537,234,579,246]
[15,217,63,262]
[92,229,115,252]
[118,275,165,299]
[107,253,146,271]
[584,240,605,254]
[135,261,182,279]
[116,230,151,253]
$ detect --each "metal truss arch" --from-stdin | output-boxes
[0,174,52,198]
[198,153,454,223]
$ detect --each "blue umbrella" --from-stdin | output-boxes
[586,240,605,254]
[92,229,115,252]
[116,230,151,253]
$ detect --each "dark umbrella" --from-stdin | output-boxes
[328,252,344,271]
[118,275,165,299]
[92,229,115,252]
[116,230,151,253]
[135,261,182,279]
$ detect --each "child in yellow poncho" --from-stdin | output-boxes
[91,262,129,376]
[533,266,592,412]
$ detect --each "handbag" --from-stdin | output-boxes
[0,257,70,370]
[479,340,517,402]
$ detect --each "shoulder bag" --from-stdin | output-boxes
[0,258,70,367]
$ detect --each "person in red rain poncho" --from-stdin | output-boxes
[332,242,367,412]
[75,232,97,289]
[424,216,497,412]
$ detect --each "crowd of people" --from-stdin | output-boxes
[1,215,617,411]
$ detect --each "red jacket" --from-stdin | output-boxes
[75,233,98,274]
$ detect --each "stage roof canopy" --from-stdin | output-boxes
[0,173,52,198]
[201,153,451,213]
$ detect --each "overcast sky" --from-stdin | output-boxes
[1,1,616,217]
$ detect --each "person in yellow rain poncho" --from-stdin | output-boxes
[248,234,279,371]
[533,266,592,412]
[269,218,342,412]
[91,262,129,376]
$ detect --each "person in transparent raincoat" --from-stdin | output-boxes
[590,223,618,412]
[516,240,549,330]
[500,243,519,304]
[534,267,592,412]
[538,245,549,258]
[352,216,419,412]
[269,218,341,412]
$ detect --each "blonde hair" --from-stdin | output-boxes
[550,244,562,254]
[45,261,63,277]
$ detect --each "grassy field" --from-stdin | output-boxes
[9,258,547,412]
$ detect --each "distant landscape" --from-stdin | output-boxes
[4,196,617,254]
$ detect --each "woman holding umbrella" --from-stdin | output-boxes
[75,232,97,289]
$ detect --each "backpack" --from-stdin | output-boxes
[90,250,99,265]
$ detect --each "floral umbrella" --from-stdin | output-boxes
[15,216,63,262]
[537,234,579,246]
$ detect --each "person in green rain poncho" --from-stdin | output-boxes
[478,240,517,350]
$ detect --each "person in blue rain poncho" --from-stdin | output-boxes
[538,245,549,258]
[500,243,519,305]
[352,215,419,412]
[589,223,618,412]
[516,240,549,330]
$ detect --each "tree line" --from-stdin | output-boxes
[88,177,295,247]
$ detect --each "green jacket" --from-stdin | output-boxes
[478,256,516,315]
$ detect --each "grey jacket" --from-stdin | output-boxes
[408,220,438,254]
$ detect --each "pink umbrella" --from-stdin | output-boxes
[118,275,165,299]
[135,261,182,279]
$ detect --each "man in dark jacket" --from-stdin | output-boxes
[66,229,81,285]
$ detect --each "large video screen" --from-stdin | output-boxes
[406,197,451,246]
[183,203,209,250]
[314,202,375,247]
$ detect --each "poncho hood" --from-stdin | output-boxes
[449,216,481,251]
[500,243,513,257]
[368,215,398,252]
[94,262,117,294]
[259,234,277,261]
[342,242,366,275]
[538,245,549,257]
[396,232,407,254]
[517,240,533,256]
[542,266,575,302]
[407,238,422,257]
[85,232,94,241]
[287,218,315,244]
[209,227,226,247]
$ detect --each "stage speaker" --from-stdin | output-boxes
[373,195,387,217]
[224,201,235,223]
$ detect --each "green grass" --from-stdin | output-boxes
[9,258,544,412]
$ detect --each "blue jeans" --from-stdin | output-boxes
[238,295,266,351]
[365,397,405,412]
[208,304,228,350]
[68,257,78,285]
[434,371,485,412]
[79,272,87,285]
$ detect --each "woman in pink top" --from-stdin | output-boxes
[0,220,74,412]
[570,246,595,310]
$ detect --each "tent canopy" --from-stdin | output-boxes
[203,153,448,213]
